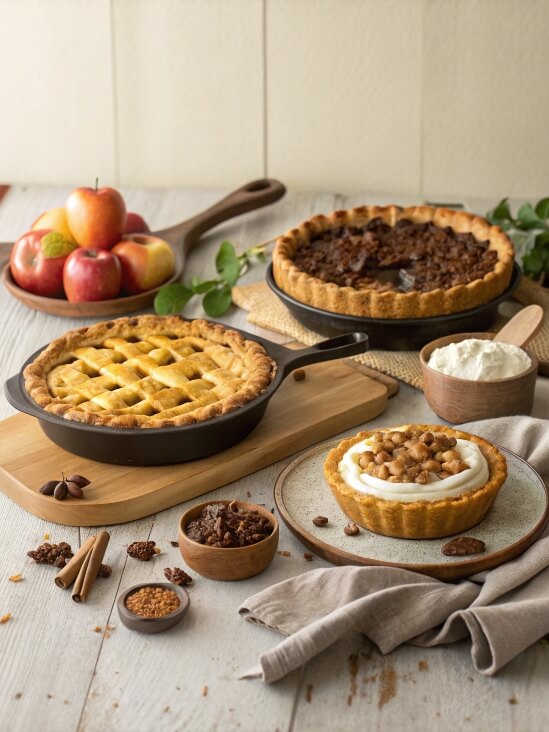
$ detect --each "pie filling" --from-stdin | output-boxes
[293,218,498,293]
[338,429,489,503]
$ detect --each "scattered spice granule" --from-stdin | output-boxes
[8,574,23,582]
[509,697,518,705]
[277,550,291,557]
[63,700,70,705]
[163,706,170,713]
[154,547,161,554]
[246,491,251,498]
[93,626,102,633]
[14,693,22,699]
[202,685,208,697]
[293,368,306,381]
[103,624,115,638]
[418,660,429,672]
[305,684,313,703]
[170,541,179,547]
[378,663,397,709]
[47,694,53,700]
[112,702,119,709]
[43,533,50,540]
[0,613,12,624]
[303,552,313,561]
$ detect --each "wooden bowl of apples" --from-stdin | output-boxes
[1,179,285,317]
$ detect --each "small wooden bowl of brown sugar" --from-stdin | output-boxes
[117,582,190,633]
[178,499,279,581]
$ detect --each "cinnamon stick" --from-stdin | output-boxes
[72,531,110,603]
[54,536,95,589]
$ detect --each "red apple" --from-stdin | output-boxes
[10,229,77,298]
[111,234,175,294]
[63,248,122,302]
[66,185,126,249]
[125,211,150,234]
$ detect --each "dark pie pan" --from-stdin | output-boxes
[4,325,369,466]
[266,262,521,351]
[117,582,190,634]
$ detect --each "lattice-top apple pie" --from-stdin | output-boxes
[24,316,276,428]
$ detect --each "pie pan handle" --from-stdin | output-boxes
[277,332,369,377]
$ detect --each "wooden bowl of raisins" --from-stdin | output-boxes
[178,499,279,581]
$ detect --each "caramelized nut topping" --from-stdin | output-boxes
[357,429,472,486]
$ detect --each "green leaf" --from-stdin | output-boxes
[215,241,240,285]
[486,198,512,223]
[522,231,549,278]
[535,198,549,220]
[40,232,78,258]
[189,277,218,294]
[154,283,193,315]
[202,283,232,317]
[516,202,547,230]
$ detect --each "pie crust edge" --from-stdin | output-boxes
[273,205,515,319]
[23,315,277,429]
[323,424,508,539]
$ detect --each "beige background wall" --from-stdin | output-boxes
[1,0,548,198]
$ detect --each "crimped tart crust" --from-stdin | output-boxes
[273,206,515,319]
[24,316,276,429]
[324,424,507,539]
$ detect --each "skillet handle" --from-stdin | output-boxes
[278,333,369,377]
[4,374,44,419]
[154,178,286,255]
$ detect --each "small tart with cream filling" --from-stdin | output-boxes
[324,425,507,539]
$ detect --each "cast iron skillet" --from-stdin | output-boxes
[4,328,368,466]
[266,262,521,350]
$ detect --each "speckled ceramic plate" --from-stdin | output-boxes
[274,441,549,580]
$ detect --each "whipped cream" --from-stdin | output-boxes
[338,436,489,502]
[428,338,531,381]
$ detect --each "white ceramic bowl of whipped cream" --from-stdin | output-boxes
[420,332,538,423]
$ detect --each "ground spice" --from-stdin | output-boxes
[125,586,180,618]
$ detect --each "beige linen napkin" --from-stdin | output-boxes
[239,416,549,682]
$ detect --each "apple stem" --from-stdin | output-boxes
[95,177,98,191]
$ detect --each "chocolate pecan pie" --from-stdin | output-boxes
[24,316,276,428]
[273,206,515,319]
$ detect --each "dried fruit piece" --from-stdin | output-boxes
[27,542,73,566]
[127,541,157,561]
[54,481,68,501]
[293,369,306,381]
[441,536,486,556]
[312,516,328,527]
[344,522,360,536]
[66,474,91,489]
[164,567,193,586]
[39,480,58,496]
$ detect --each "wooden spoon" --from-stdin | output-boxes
[1,178,286,318]
[493,304,544,348]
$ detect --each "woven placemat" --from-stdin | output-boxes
[232,279,549,390]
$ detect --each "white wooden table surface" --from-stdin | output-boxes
[0,187,548,732]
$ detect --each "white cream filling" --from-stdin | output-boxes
[338,436,489,502]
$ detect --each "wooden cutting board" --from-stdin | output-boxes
[0,359,397,526]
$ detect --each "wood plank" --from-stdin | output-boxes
[0,357,389,526]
